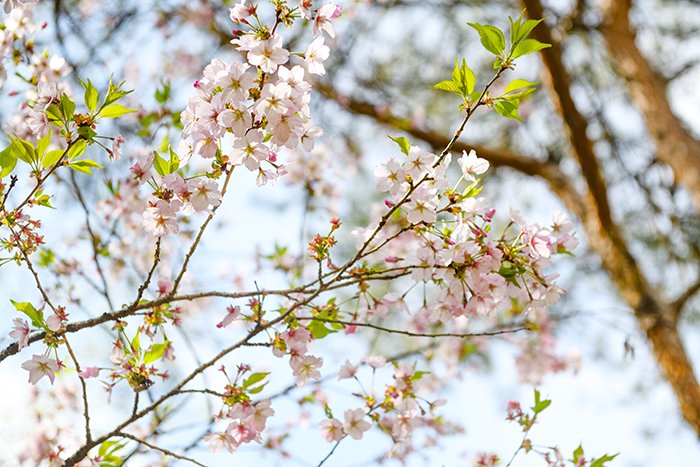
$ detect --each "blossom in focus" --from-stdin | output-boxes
[458,149,489,182]
[21,354,59,385]
[143,200,179,237]
[305,36,330,75]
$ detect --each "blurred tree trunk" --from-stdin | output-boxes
[523,0,700,437]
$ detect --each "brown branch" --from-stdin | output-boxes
[64,337,92,443]
[672,278,700,319]
[297,317,529,339]
[171,167,234,295]
[115,431,206,467]
[599,0,700,210]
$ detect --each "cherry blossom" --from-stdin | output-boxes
[458,149,490,182]
[305,36,330,75]
[9,318,30,349]
[21,355,59,385]
[320,418,344,442]
[343,408,371,440]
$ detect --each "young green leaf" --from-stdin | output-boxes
[144,342,168,364]
[104,76,133,106]
[388,135,411,155]
[59,93,76,121]
[493,99,523,122]
[155,82,171,104]
[35,132,51,159]
[432,80,461,94]
[512,38,551,59]
[0,145,17,178]
[10,136,36,165]
[168,147,180,173]
[152,151,169,176]
[503,79,538,95]
[67,139,88,160]
[79,78,99,112]
[45,104,63,126]
[10,299,44,328]
[100,104,136,119]
[243,372,270,389]
[467,23,506,56]
[590,453,619,467]
[452,58,476,98]
[68,159,104,174]
[308,320,335,339]
[532,389,551,414]
[42,149,64,168]
[513,18,544,45]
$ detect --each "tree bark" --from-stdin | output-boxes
[599,0,700,210]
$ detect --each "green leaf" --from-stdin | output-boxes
[243,372,269,389]
[409,370,430,382]
[98,440,121,457]
[503,79,538,95]
[155,82,171,104]
[532,389,551,414]
[467,23,506,56]
[10,299,44,328]
[572,444,585,463]
[152,151,169,176]
[100,104,136,119]
[388,135,411,155]
[36,132,50,159]
[34,190,53,209]
[452,58,476,97]
[493,99,523,122]
[513,18,544,45]
[131,331,141,354]
[104,76,133,106]
[59,93,76,121]
[38,248,55,267]
[512,38,551,58]
[432,80,461,94]
[590,453,619,467]
[67,139,87,160]
[168,147,180,173]
[308,320,336,339]
[144,342,168,364]
[0,145,17,178]
[45,104,63,126]
[80,78,99,112]
[10,136,35,164]
[42,149,64,168]
[68,159,103,175]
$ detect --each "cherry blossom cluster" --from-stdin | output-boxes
[0,5,72,142]
[319,358,455,459]
[141,0,336,237]
[204,365,275,453]
[366,147,576,317]
[0,3,593,465]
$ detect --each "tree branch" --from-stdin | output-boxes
[599,0,700,210]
